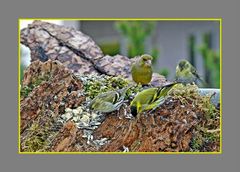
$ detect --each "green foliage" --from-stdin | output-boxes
[115,21,171,79]
[115,21,159,59]
[151,47,159,64]
[159,68,170,78]
[198,32,220,88]
[187,32,220,88]
[99,41,120,56]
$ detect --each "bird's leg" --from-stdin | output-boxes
[143,111,148,118]
[116,109,122,119]
[116,102,126,119]
[136,113,141,121]
[122,103,133,119]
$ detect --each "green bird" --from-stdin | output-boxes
[176,59,205,85]
[131,54,153,85]
[89,86,130,113]
[130,82,177,117]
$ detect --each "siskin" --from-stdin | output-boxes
[176,59,205,85]
[131,54,153,85]
[89,86,130,113]
[130,82,177,117]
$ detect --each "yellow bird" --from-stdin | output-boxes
[131,54,153,85]
[130,82,177,117]
[176,59,205,85]
[89,86,130,113]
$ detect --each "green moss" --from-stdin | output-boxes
[169,83,220,151]
[20,75,50,98]
[21,117,57,152]
[190,133,203,151]
[190,127,220,152]
[203,132,219,143]
[168,83,199,97]
[20,86,33,98]
[80,74,142,99]
[159,68,170,78]
[169,83,218,118]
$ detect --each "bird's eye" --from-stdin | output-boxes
[179,62,185,68]
[143,58,148,61]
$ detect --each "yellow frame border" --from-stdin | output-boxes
[18,18,222,155]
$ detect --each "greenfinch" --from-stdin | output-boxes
[176,59,205,85]
[131,54,153,85]
[89,86,130,113]
[130,82,177,117]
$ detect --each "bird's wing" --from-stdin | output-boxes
[92,101,115,113]
[88,91,117,109]
[190,66,207,85]
[97,91,119,102]
[190,66,201,79]
[144,96,165,111]
[99,99,125,113]
[140,88,158,104]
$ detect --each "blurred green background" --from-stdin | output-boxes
[20,20,220,88]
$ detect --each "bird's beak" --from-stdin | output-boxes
[145,60,152,66]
